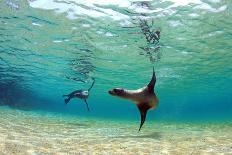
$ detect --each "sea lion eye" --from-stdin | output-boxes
[114,88,124,94]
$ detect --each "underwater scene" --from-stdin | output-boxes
[0,0,232,154]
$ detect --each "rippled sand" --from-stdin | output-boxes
[0,107,231,155]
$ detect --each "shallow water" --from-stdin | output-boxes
[0,0,232,119]
[0,0,232,154]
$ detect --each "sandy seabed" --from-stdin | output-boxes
[0,107,231,155]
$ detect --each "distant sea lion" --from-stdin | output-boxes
[63,78,95,111]
[108,67,159,131]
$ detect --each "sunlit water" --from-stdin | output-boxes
[0,0,232,154]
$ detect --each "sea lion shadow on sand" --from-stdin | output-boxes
[65,120,99,128]
[65,122,92,129]
[113,131,162,140]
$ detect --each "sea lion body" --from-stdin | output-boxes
[63,79,95,111]
[67,90,89,99]
[124,88,158,104]
[108,68,158,131]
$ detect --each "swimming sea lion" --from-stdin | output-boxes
[108,67,158,131]
[63,78,95,111]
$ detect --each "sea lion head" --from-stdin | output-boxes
[82,90,89,95]
[108,88,126,97]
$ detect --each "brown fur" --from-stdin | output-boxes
[108,67,158,131]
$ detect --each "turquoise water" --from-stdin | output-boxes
[1,0,232,154]
[0,0,232,122]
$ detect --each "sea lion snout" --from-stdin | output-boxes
[108,88,124,96]
[108,90,114,95]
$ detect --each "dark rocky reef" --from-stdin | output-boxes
[0,80,33,110]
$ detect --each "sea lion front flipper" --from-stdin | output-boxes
[137,102,150,131]
[84,99,90,112]
[88,78,95,92]
[147,67,156,93]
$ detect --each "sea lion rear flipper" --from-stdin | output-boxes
[137,103,150,131]
[64,97,71,105]
[84,99,90,112]
[147,67,156,93]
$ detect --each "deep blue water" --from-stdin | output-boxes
[0,0,232,122]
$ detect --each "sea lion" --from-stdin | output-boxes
[108,67,158,131]
[63,78,95,111]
